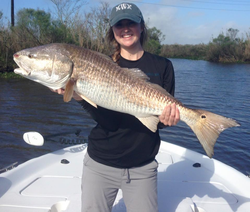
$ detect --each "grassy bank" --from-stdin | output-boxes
[161,29,250,64]
[0,71,22,79]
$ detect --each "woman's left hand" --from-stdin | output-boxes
[159,103,180,126]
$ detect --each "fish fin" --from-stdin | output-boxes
[188,109,240,158]
[77,93,97,108]
[124,68,150,81]
[89,49,114,62]
[137,116,159,132]
[64,79,75,102]
[91,52,150,81]
[151,84,169,95]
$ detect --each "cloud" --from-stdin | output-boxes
[131,0,249,44]
[138,2,212,44]
[141,5,182,44]
[89,0,250,44]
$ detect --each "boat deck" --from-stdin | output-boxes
[0,141,250,212]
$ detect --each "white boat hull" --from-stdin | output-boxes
[0,141,250,212]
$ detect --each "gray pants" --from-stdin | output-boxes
[81,152,158,212]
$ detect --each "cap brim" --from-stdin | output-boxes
[110,14,141,26]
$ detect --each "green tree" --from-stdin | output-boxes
[50,0,87,44]
[147,27,165,43]
[145,27,165,55]
[227,28,239,41]
[16,8,53,45]
[207,28,245,62]
[84,2,110,52]
[244,31,250,61]
[0,10,16,72]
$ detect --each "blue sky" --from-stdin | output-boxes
[1,0,249,44]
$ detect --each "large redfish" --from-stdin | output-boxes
[13,43,240,158]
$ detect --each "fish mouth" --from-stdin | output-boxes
[14,67,30,76]
[13,58,32,76]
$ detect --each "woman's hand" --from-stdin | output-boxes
[50,88,83,101]
[159,103,180,126]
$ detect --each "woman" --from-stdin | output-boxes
[55,2,179,212]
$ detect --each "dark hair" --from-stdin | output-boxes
[106,21,148,62]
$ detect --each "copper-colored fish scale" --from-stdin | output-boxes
[61,44,175,116]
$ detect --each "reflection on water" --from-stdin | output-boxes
[0,59,249,175]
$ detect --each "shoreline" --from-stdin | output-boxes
[1,58,249,79]
[0,71,22,79]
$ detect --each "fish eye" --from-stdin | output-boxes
[28,54,36,59]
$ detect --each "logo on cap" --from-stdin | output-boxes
[116,3,132,12]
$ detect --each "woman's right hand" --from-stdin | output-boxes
[50,88,83,101]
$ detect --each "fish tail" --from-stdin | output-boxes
[188,109,240,158]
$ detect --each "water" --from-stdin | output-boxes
[0,59,249,175]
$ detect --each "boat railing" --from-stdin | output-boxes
[0,162,18,174]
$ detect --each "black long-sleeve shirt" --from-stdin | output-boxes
[78,52,175,168]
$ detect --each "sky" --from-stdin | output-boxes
[0,0,250,45]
